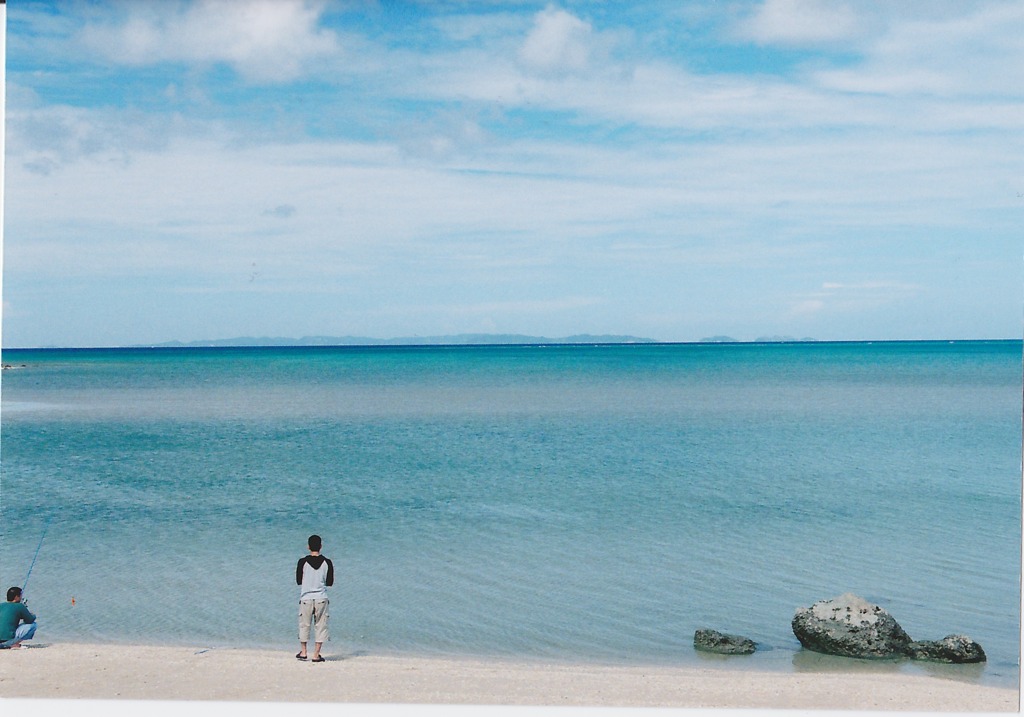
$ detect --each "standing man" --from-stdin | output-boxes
[0,587,37,649]
[296,534,333,662]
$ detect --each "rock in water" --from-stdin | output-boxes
[906,634,987,663]
[791,593,911,658]
[693,629,757,655]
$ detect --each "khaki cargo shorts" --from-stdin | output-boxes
[298,599,329,643]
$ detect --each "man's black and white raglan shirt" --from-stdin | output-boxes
[296,555,334,601]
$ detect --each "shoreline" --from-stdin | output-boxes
[0,641,1018,711]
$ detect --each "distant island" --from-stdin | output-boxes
[700,335,818,344]
[145,333,660,348]
[135,333,828,348]
[8,334,831,350]
[753,335,819,343]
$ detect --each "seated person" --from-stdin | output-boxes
[0,587,37,649]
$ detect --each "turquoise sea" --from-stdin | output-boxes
[0,341,1020,687]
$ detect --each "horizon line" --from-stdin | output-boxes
[2,337,1021,352]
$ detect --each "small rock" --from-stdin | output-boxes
[906,634,986,663]
[694,628,757,655]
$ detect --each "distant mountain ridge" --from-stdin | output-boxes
[147,333,660,348]
[699,335,819,343]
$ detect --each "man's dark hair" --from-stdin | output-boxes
[7,587,22,602]
[308,534,322,552]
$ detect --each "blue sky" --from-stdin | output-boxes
[2,0,1022,347]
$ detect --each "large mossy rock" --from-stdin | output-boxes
[906,634,987,663]
[693,628,757,655]
[791,593,911,659]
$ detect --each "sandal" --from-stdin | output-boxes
[311,656,325,663]
[295,652,307,660]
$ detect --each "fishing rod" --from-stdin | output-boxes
[21,517,52,602]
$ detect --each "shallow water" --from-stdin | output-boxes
[0,342,1019,687]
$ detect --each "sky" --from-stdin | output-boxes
[2,0,1022,347]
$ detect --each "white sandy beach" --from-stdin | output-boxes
[0,642,1017,713]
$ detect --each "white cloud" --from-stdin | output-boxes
[3,79,234,174]
[423,3,1024,129]
[78,0,339,82]
[735,0,864,46]
[393,112,490,162]
[519,6,595,75]
[820,282,921,292]
[7,87,1017,286]
[432,11,525,45]
[813,3,1024,97]
[789,281,924,318]
[791,299,826,315]
[391,297,603,319]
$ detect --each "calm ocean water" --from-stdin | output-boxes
[0,342,1019,686]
